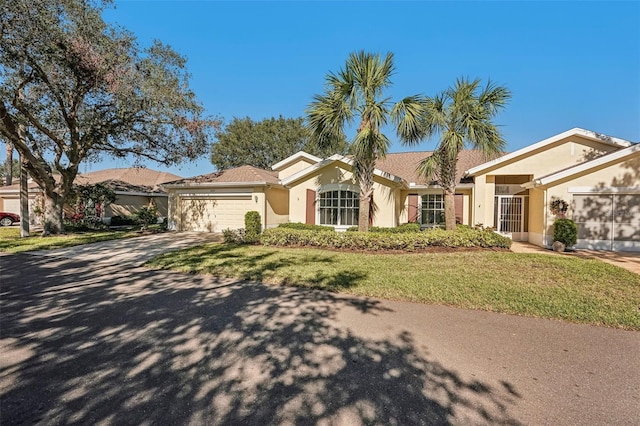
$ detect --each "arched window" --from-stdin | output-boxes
[318,186,359,226]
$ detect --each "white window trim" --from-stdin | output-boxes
[316,184,360,228]
[419,193,445,228]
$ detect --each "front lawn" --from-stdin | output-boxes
[147,243,640,330]
[0,227,143,253]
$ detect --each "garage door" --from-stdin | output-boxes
[573,194,640,252]
[179,197,255,233]
[3,198,20,215]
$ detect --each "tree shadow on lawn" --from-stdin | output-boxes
[1,254,522,425]
[153,243,367,291]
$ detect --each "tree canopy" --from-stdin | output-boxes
[0,0,216,232]
[407,77,511,230]
[307,51,424,231]
[210,116,347,171]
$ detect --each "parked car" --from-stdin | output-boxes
[0,212,20,226]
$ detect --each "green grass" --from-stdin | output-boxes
[147,243,640,330]
[0,227,143,253]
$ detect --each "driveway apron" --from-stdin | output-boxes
[27,231,220,267]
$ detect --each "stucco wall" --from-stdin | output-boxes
[265,187,289,228]
[471,135,623,229]
[399,189,472,226]
[107,195,168,219]
[539,153,640,247]
[287,163,398,228]
[276,158,318,180]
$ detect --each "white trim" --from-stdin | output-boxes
[316,184,360,227]
[408,182,475,190]
[465,128,633,177]
[281,155,405,187]
[567,186,640,194]
[271,151,322,171]
[179,192,252,199]
[113,191,167,197]
[523,143,640,188]
[163,181,278,190]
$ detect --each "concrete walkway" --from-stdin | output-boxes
[510,241,640,275]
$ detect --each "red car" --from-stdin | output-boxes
[0,212,20,226]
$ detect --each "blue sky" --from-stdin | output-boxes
[87,1,639,177]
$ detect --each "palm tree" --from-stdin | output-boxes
[307,51,423,231]
[405,77,511,230]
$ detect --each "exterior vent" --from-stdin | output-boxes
[496,185,511,195]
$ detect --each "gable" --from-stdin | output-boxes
[524,143,640,190]
[271,151,322,180]
[466,128,632,178]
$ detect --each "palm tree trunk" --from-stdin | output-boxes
[357,157,375,232]
[443,187,456,231]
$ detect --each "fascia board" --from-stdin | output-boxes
[271,151,323,170]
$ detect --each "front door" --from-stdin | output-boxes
[495,196,528,241]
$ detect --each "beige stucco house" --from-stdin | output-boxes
[0,168,181,224]
[165,128,639,252]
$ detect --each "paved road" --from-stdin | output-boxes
[1,249,639,425]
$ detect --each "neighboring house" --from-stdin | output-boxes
[165,128,639,252]
[0,168,181,224]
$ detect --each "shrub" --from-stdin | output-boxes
[110,215,138,226]
[553,218,578,247]
[223,228,246,244]
[135,206,159,228]
[260,227,512,251]
[63,216,107,232]
[278,222,335,232]
[346,223,422,233]
[244,211,262,243]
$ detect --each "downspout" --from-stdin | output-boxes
[542,188,549,248]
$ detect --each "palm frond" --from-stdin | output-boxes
[392,95,428,146]
[417,154,439,183]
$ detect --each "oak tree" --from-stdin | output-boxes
[0,0,215,232]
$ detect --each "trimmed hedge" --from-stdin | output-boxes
[278,222,336,232]
[346,223,422,233]
[245,211,262,243]
[260,227,512,251]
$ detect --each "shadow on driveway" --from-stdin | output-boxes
[0,253,521,425]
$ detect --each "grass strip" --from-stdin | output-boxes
[0,227,143,253]
[147,243,640,330]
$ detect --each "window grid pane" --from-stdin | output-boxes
[421,194,444,226]
[319,189,359,226]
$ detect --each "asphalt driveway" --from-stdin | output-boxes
[1,251,639,425]
[28,231,222,267]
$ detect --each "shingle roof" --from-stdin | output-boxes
[75,168,182,192]
[166,165,280,185]
[375,150,497,185]
[0,168,182,194]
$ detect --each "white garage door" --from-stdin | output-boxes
[3,198,20,215]
[573,194,640,252]
[179,197,255,233]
